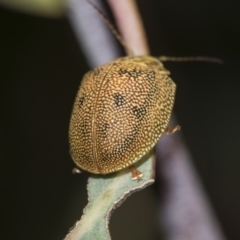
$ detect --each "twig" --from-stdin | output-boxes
[157,122,226,240]
[107,0,149,56]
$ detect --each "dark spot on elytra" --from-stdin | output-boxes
[118,68,146,80]
[78,96,85,108]
[118,68,127,76]
[146,71,155,81]
[113,93,124,107]
[101,122,109,134]
[132,106,147,120]
[100,155,109,162]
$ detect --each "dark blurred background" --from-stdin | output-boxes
[0,0,239,239]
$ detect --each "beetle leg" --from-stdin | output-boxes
[72,167,82,174]
[129,165,143,181]
[165,125,181,135]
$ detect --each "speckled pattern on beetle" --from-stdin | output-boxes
[69,56,176,175]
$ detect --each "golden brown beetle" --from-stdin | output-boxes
[69,55,179,180]
[69,1,181,180]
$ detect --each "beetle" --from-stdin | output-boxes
[69,54,180,180]
[68,1,181,180]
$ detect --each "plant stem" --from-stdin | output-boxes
[107,0,149,56]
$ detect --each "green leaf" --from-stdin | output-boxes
[0,0,66,17]
[64,150,155,240]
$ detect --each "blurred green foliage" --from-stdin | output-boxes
[0,0,66,17]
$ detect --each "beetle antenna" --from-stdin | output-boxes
[159,56,224,64]
[87,0,134,56]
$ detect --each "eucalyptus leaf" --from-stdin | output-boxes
[65,150,155,240]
